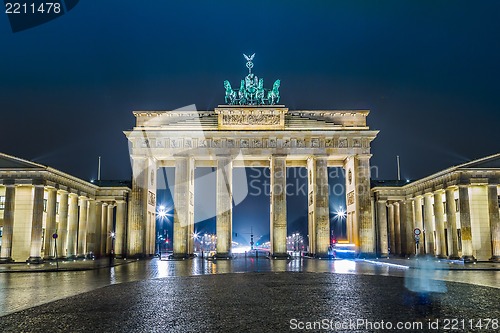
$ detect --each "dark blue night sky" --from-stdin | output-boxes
[1,1,499,242]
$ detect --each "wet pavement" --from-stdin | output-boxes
[1,256,499,318]
[1,272,500,333]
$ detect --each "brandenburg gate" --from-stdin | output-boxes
[125,55,379,258]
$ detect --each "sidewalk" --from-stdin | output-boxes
[0,258,135,273]
[362,257,500,271]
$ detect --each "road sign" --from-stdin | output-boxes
[52,233,58,239]
[413,228,421,236]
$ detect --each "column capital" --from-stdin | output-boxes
[355,154,372,161]
[445,185,458,191]
[1,179,15,186]
[57,189,69,194]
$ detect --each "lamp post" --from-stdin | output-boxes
[109,231,116,266]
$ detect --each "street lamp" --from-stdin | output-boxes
[333,206,347,241]
[109,231,116,265]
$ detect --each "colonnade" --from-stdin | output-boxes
[160,154,374,259]
[0,184,127,263]
[375,183,500,262]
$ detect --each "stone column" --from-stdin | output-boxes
[107,204,115,255]
[308,156,330,257]
[115,200,127,258]
[270,155,287,258]
[433,190,447,258]
[43,188,57,259]
[387,203,395,255]
[356,156,375,256]
[488,184,500,261]
[377,199,388,257]
[85,199,97,256]
[77,196,88,257]
[187,159,194,256]
[307,158,316,255]
[148,214,154,256]
[173,157,193,258]
[93,201,103,257]
[128,157,147,257]
[414,196,425,255]
[216,156,233,258]
[400,200,409,256]
[407,199,416,256]
[445,187,460,259]
[316,157,330,257]
[0,184,15,262]
[100,203,108,255]
[66,193,78,258]
[28,185,45,263]
[393,202,401,255]
[459,185,474,262]
[56,190,69,258]
[423,193,435,255]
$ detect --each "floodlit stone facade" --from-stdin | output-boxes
[0,153,130,263]
[125,106,379,258]
[372,154,500,262]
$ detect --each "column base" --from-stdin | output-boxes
[436,254,448,259]
[315,253,335,259]
[214,253,232,260]
[378,253,389,258]
[170,253,190,260]
[67,255,78,260]
[448,255,461,260]
[462,255,476,263]
[126,254,147,259]
[0,257,13,263]
[489,256,500,262]
[270,253,290,259]
[357,252,377,259]
[27,257,44,264]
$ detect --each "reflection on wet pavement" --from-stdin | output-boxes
[1,256,499,316]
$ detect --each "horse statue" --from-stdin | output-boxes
[224,80,237,105]
[238,79,247,105]
[267,79,280,105]
[256,78,265,104]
